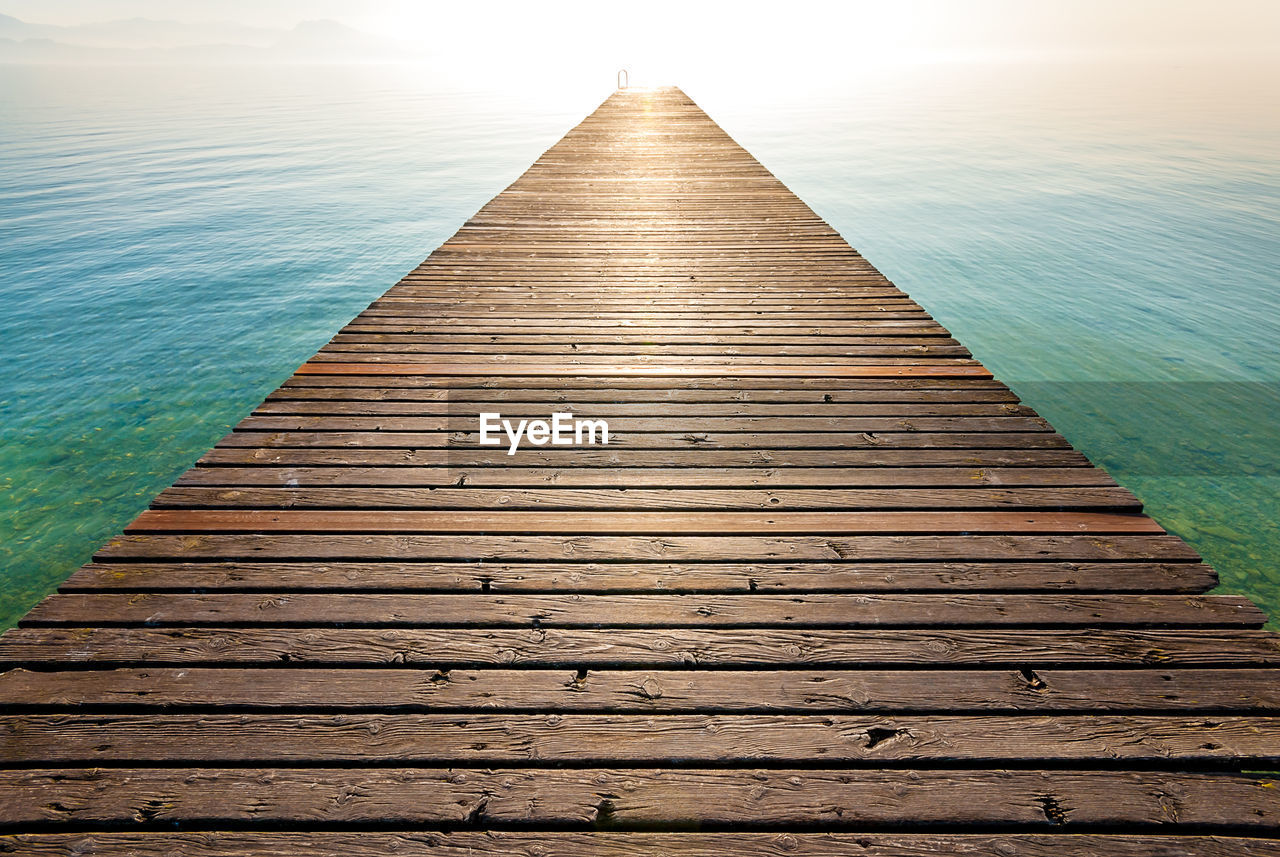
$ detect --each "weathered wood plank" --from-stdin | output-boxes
[232,415,1048,432]
[187,455,1098,473]
[59,560,1210,593]
[4,667,1278,712]
[317,345,977,360]
[93,533,1202,563]
[3,713,1278,763]
[253,400,1029,416]
[149,485,1146,511]
[3,833,1279,857]
[122,510,1164,536]
[311,353,972,365]
[21,593,1262,628]
[2,768,1275,827]
[218,444,1084,466]
[267,384,1019,401]
[277,375,1011,391]
[213,432,1073,451]
[295,362,994,378]
[5,628,1276,667]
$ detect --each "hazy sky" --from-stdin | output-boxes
[4,1,1277,90]
[7,0,1279,51]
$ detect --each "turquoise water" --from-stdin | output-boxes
[1,62,1277,628]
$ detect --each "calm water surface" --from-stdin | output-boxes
[1,62,1277,627]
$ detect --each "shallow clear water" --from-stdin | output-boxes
[1,62,1277,628]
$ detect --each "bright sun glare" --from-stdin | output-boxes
[359,1,949,92]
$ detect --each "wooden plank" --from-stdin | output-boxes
[209,433,1075,452]
[295,362,994,377]
[3,713,1279,763]
[122,510,1164,535]
[267,384,1020,401]
[310,354,977,365]
[321,339,970,353]
[336,324,956,336]
[4,667,1279,712]
[351,308,934,318]
[185,457,1099,474]
[149,485,1146,512]
[3,833,1279,857]
[21,593,1262,628]
[93,533,1202,563]
[6,627,1276,668]
[2,768,1276,828]
[231,415,1048,432]
[58,560,1213,593]
[320,333,964,345]
[253,401,1030,416]
[278,376,1010,392]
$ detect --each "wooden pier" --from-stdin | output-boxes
[2,87,1280,854]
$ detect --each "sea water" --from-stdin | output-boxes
[1,61,1276,628]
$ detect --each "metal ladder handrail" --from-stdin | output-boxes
[617,69,629,90]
